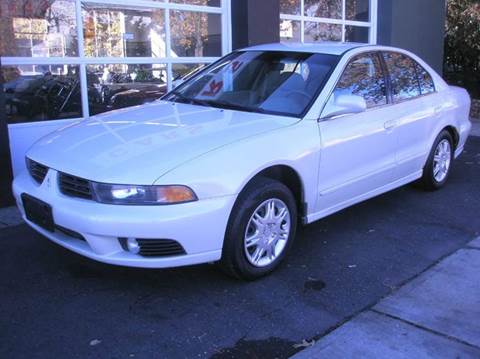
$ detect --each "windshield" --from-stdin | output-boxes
[164,51,339,117]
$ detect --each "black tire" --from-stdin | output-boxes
[220,177,298,280]
[420,130,454,191]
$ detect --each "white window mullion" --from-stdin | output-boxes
[370,0,378,44]
[341,0,346,42]
[222,0,232,53]
[82,0,223,14]
[165,5,172,91]
[300,0,305,42]
[76,0,89,119]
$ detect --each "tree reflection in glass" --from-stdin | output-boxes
[383,52,421,102]
[0,0,78,57]
[304,0,342,19]
[82,4,166,58]
[335,53,387,108]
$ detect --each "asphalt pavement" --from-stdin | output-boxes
[1,136,479,359]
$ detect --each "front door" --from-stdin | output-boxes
[315,52,397,214]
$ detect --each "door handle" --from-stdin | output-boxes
[384,120,397,130]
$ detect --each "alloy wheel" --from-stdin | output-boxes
[244,198,291,267]
[433,139,452,182]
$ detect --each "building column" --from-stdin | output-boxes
[231,0,280,50]
[377,0,447,73]
[0,59,14,207]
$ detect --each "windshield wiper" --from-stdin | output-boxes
[170,91,212,107]
[170,92,267,114]
[208,100,267,114]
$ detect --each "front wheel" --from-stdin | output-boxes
[220,177,297,280]
[420,130,454,190]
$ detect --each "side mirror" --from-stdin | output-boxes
[321,93,367,119]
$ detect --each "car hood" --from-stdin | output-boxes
[27,101,299,184]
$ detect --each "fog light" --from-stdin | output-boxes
[126,238,140,254]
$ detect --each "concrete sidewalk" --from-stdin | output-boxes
[292,238,480,358]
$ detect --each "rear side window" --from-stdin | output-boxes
[334,52,388,108]
[383,52,421,102]
[416,64,435,95]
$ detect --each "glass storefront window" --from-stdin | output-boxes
[304,22,342,42]
[345,26,369,43]
[2,0,227,123]
[2,64,82,123]
[82,4,166,58]
[169,0,221,6]
[280,0,374,44]
[170,11,221,57]
[304,0,342,19]
[346,0,370,22]
[280,0,301,15]
[0,0,78,57]
[280,20,301,43]
[86,63,167,115]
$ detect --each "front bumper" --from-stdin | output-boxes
[13,169,236,268]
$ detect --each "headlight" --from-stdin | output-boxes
[92,183,197,205]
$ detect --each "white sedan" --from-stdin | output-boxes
[13,43,472,279]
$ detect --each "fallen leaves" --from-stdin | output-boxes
[293,339,315,349]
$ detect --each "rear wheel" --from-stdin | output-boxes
[420,130,454,190]
[220,177,297,280]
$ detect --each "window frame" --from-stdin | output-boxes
[320,49,439,121]
[332,51,389,109]
[321,50,391,119]
[414,62,436,96]
[1,0,232,126]
[280,0,378,44]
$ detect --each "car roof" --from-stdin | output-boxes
[241,42,370,55]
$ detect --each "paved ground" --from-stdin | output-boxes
[0,206,23,229]
[1,136,479,359]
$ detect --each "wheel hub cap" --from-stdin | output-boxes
[244,199,291,268]
[433,139,452,183]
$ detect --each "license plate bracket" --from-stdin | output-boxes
[22,193,54,232]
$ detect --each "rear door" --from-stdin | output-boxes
[316,52,397,213]
[381,52,438,179]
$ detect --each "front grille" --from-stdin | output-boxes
[27,158,49,184]
[58,172,93,200]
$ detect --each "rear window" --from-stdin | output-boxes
[383,52,421,102]
[416,64,435,95]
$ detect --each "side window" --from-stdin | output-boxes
[415,63,435,95]
[383,52,421,102]
[334,53,387,108]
